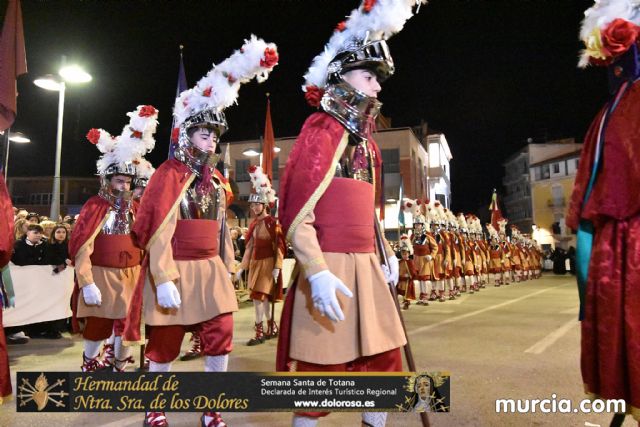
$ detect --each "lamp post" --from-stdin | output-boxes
[34,61,91,221]
[3,132,31,180]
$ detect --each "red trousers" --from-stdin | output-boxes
[293,347,402,418]
[145,313,233,363]
[0,310,12,400]
[83,317,124,341]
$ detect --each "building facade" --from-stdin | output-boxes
[502,138,582,238]
[7,176,100,217]
[529,149,581,249]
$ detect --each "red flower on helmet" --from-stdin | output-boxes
[202,87,212,97]
[138,105,157,117]
[260,47,279,68]
[336,21,347,32]
[363,0,376,13]
[131,129,143,139]
[133,159,140,165]
[171,127,180,143]
[601,18,640,58]
[304,85,324,107]
[248,165,257,173]
[86,128,101,145]
[227,74,237,84]
[406,202,413,208]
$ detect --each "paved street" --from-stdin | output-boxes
[0,274,635,426]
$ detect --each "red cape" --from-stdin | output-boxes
[277,112,382,240]
[275,112,383,371]
[68,196,111,261]
[0,175,14,268]
[567,82,640,229]
[123,158,233,343]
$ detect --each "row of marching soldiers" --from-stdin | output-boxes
[396,199,544,309]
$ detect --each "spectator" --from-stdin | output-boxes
[40,220,56,239]
[15,209,28,220]
[551,248,567,275]
[230,227,245,262]
[25,212,40,224]
[12,223,48,266]
[46,224,70,272]
[13,218,28,241]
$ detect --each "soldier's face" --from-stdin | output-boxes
[401,251,409,260]
[250,202,265,217]
[414,223,423,232]
[190,127,217,153]
[110,175,132,192]
[342,69,381,98]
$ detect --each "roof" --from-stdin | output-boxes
[530,148,582,167]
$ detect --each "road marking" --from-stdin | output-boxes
[524,318,578,354]
[408,282,573,336]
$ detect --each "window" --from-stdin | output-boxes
[235,159,251,182]
[541,164,550,179]
[534,167,541,181]
[435,193,446,207]
[381,149,400,173]
[552,163,560,173]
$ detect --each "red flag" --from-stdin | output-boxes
[0,0,27,131]
[489,189,503,230]
[261,96,274,181]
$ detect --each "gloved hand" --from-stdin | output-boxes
[82,283,102,306]
[381,256,399,285]
[156,281,181,309]
[235,269,244,282]
[272,268,280,280]
[425,255,433,262]
[308,270,353,322]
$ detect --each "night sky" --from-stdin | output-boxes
[4,0,608,213]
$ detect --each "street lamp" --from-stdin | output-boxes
[34,61,92,220]
[3,131,31,180]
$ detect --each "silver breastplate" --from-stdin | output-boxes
[99,189,134,235]
[179,179,223,220]
[334,138,374,183]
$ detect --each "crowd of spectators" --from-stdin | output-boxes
[5,210,259,345]
[4,208,75,344]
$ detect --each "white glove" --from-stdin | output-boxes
[425,255,433,262]
[272,268,280,280]
[235,269,244,282]
[156,281,181,309]
[308,270,353,322]
[82,283,102,306]
[381,256,399,285]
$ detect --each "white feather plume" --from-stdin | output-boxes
[91,105,159,177]
[248,165,277,205]
[174,35,278,127]
[303,0,426,91]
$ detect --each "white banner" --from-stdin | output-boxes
[3,263,74,327]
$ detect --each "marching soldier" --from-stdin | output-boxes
[69,105,158,373]
[123,37,279,427]
[236,166,285,345]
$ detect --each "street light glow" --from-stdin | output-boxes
[242,148,261,157]
[9,132,30,143]
[59,64,92,83]
[34,75,62,91]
